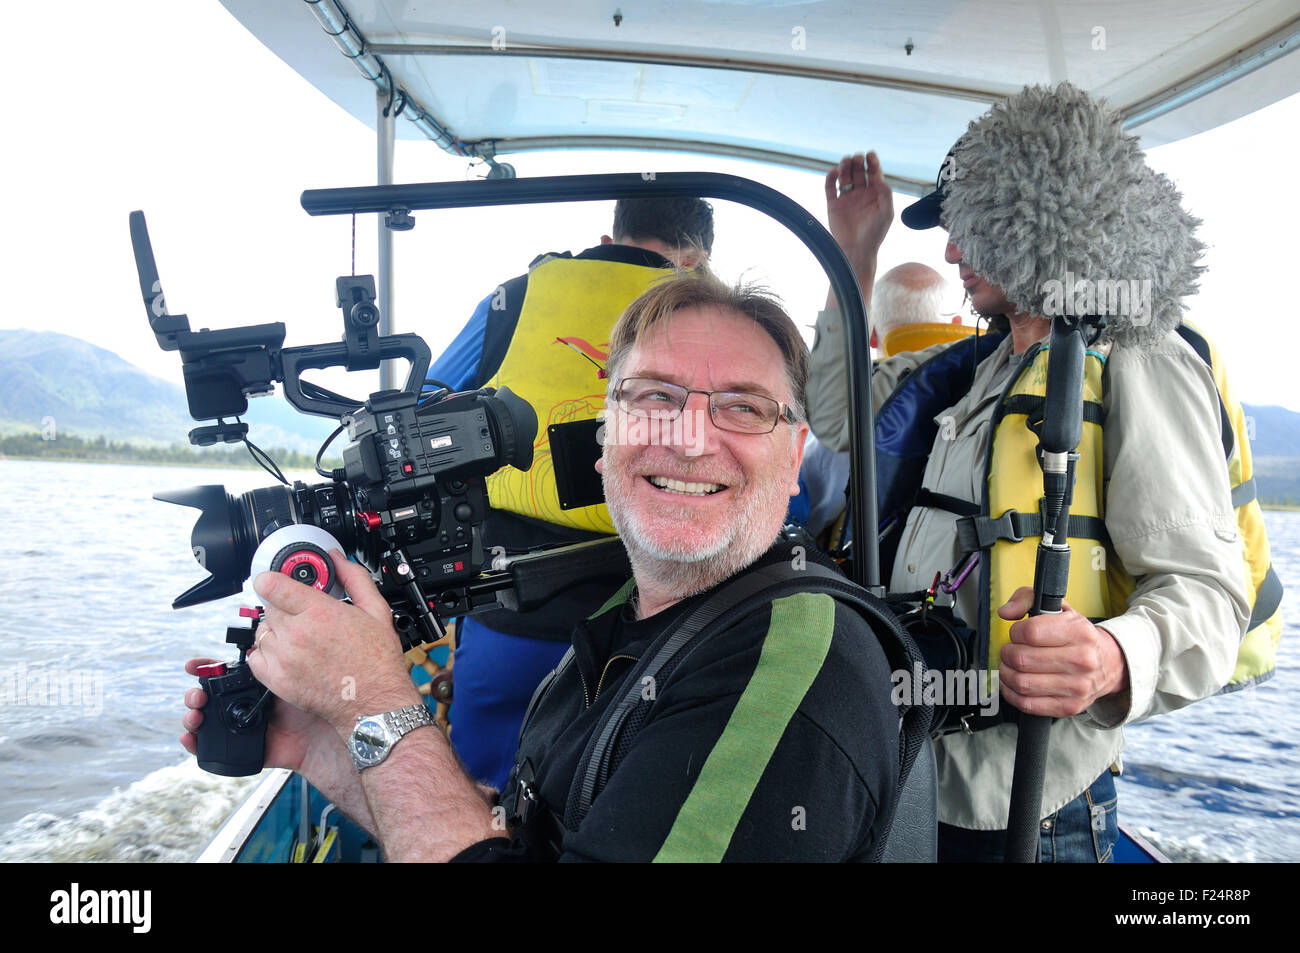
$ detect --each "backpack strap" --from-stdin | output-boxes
[562,552,934,861]
[563,562,804,830]
[517,646,575,747]
[785,563,935,862]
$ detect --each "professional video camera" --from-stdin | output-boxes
[130,211,625,776]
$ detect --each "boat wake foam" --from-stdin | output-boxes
[0,759,260,862]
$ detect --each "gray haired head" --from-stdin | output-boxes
[941,82,1203,346]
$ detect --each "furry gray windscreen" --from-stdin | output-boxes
[941,83,1204,347]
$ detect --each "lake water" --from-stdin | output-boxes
[0,457,1297,861]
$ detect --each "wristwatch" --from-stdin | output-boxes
[348,703,436,771]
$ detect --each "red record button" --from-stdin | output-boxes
[402,462,414,475]
[195,662,227,678]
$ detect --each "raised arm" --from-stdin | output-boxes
[822,152,892,313]
[808,153,907,450]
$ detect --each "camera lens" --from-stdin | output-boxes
[157,481,355,609]
[154,485,264,607]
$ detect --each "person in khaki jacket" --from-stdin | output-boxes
[808,83,1249,862]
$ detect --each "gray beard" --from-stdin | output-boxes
[618,530,773,607]
[600,435,798,614]
[605,481,782,609]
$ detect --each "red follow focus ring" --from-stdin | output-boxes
[272,545,333,593]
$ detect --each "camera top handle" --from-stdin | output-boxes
[280,335,430,420]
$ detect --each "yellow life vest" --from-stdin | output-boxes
[979,329,1281,691]
[483,253,676,533]
[982,344,1125,678]
[1174,323,1283,691]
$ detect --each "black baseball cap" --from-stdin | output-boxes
[901,141,960,230]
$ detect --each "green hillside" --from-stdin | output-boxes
[0,328,340,452]
[0,329,193,443]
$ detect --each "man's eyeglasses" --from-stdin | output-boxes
[611,378,798,435]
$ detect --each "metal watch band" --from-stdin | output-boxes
[384,702,435,737]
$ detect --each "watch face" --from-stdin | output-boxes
[350,717,392,767]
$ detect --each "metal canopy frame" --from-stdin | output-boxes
[287,0,1300,380]
[287,1,1300,171]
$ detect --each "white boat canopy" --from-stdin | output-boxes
[221,0,1300,194]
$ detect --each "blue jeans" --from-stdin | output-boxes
[938,771,1119,863]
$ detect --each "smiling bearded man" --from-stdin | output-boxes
[482,271,906,861]
[184,271,911,862]
[597,276,810,615]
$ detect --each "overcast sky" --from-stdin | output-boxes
[2,1,1297,415]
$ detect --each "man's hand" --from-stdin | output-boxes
[824,152,893,309]
[179,552,494,855]
[248,551,421,737]
[180,659,336,774]
[181,657,382,835]
[996,587,1129,717]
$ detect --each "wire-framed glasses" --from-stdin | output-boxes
[612,377,797,434]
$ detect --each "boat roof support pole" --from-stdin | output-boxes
[377,89,397,392]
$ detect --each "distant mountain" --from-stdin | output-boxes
[1242,404,1300,459]
[0,329,337,454]
[1239,404,1300,505]
[4,330,1297,498]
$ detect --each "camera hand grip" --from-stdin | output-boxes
[196,662,269,777]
